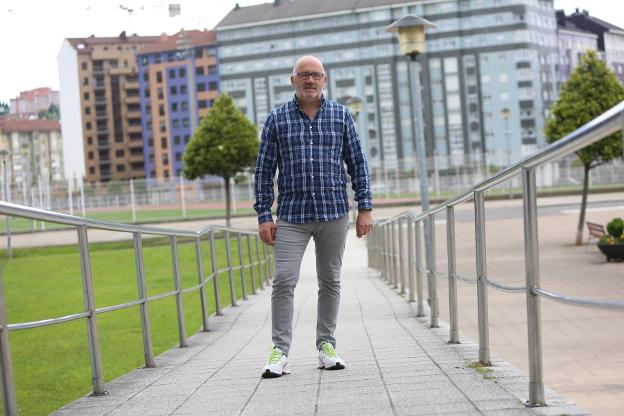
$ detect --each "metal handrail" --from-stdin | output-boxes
[0,201,274,416]
[368,100,624,408]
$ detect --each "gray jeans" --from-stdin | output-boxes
[271,215,348,355]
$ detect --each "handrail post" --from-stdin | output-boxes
[246,234,257,295]
[474,190,491,365]
[392,221,398,289]
[407,218,416,302]
[522,167,545,406]
[262,242,270,284]
[77,225,106,395]
[398,217,406,294]
[255,236,265,289]
[209,230,222,316]
[170,235,188,347]
[382,224,388,281]
[194,236,210,332]
[428,212,439,328]
[237,233,247,301]
[133,232,155,366]
[224,230,237,307]
[415,220,425,317]
[0,268,17,416]
[446,206,460,344]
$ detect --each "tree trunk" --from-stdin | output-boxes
[224,176,231,228]
[575,164,590,245]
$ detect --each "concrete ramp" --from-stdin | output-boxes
[54,231,586,416]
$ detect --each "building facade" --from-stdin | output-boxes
[558,9,624,83]
[9,87,60,118]
[58,32,160,183]
[215,0,560,180]
[0,119,64,186]
[136,30,220,180]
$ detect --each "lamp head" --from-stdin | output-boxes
[385,14,435,58]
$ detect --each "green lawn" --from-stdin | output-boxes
[1,235,269,415]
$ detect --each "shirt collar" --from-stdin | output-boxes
[291,94,327,115]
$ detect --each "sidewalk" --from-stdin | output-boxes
[54,231,586,416]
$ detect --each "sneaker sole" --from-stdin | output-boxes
[318,362,345,370]
[261,368,289,378]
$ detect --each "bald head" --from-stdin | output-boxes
[292,55,325,75]
[290,55,327,106]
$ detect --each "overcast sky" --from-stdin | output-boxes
[1,0,621,103]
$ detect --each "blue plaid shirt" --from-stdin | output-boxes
[254,95,372,224]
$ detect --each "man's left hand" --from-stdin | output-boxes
[356,210,374,238]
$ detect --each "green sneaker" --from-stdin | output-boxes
[262,346,289,378]
[318,341,345,370]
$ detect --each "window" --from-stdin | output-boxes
[89,167,95,174]
[143,72,149,82]
[159,121,166,133]
[86,122,92,130]
[85,107,91,115]
[88,151,94,160]
[175,152,182,162]
[83,92,90,100]
[83,77,89,86]
[173,119,180,128]
[196,66,205,75]
[87,137,93,145]
[144,89,150,98]
[82,62,88,70]
[195,48,202,58]
[198,100,207,108]
[172,103,178,112]
[208,81,218,90]
[180,85,187,94]
[156,71,163,83]
[159,104,165,116]
[179,68,186,77]
[197,83,206,92]
[208,65,216,74]
[161,137,168,148]
[181,101,188,111]
[116,164,125,172]
[185,135,190,143]
[115,149,125,157]
[174,136,181,145]
[157,87,164,100]
[170,86,177,95]
[169,69,176,78]
[182,118,189,128]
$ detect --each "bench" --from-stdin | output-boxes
[586,221,605,243]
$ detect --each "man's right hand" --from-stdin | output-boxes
[259,221,276,246]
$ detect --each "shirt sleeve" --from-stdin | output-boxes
[253,112,279,223]
[342,109,373,211]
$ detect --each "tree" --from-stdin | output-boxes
[545,50,624,245]
[183,94,258,226]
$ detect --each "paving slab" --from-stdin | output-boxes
[53,229,587,416]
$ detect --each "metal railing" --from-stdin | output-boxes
[0,203,274,415]
[368,100,624,407]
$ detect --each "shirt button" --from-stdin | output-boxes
[312,192,316,196]
[310,141,313,144]
[310,158,313,161]
[309,125,312,129]
[311,175,315,178]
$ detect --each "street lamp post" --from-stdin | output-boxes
[0,150,11,260]
[386,15,437,323]
[501,107,513,198]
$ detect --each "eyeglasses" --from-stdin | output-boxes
[293,71,325,80]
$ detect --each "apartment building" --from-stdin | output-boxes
[0,118,64,185]
[557,9,624,83]
[136,30,219,179]
[58,32,160,183]
[9,87,60,118]
[215,0,560,177]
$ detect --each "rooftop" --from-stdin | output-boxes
[215,0,418,28]
[0,118,61,133]
[138,30,217,55]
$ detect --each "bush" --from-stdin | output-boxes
[600,217,624,244]
[606,217,623,239]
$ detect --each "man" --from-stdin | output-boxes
[254,55,373,378]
